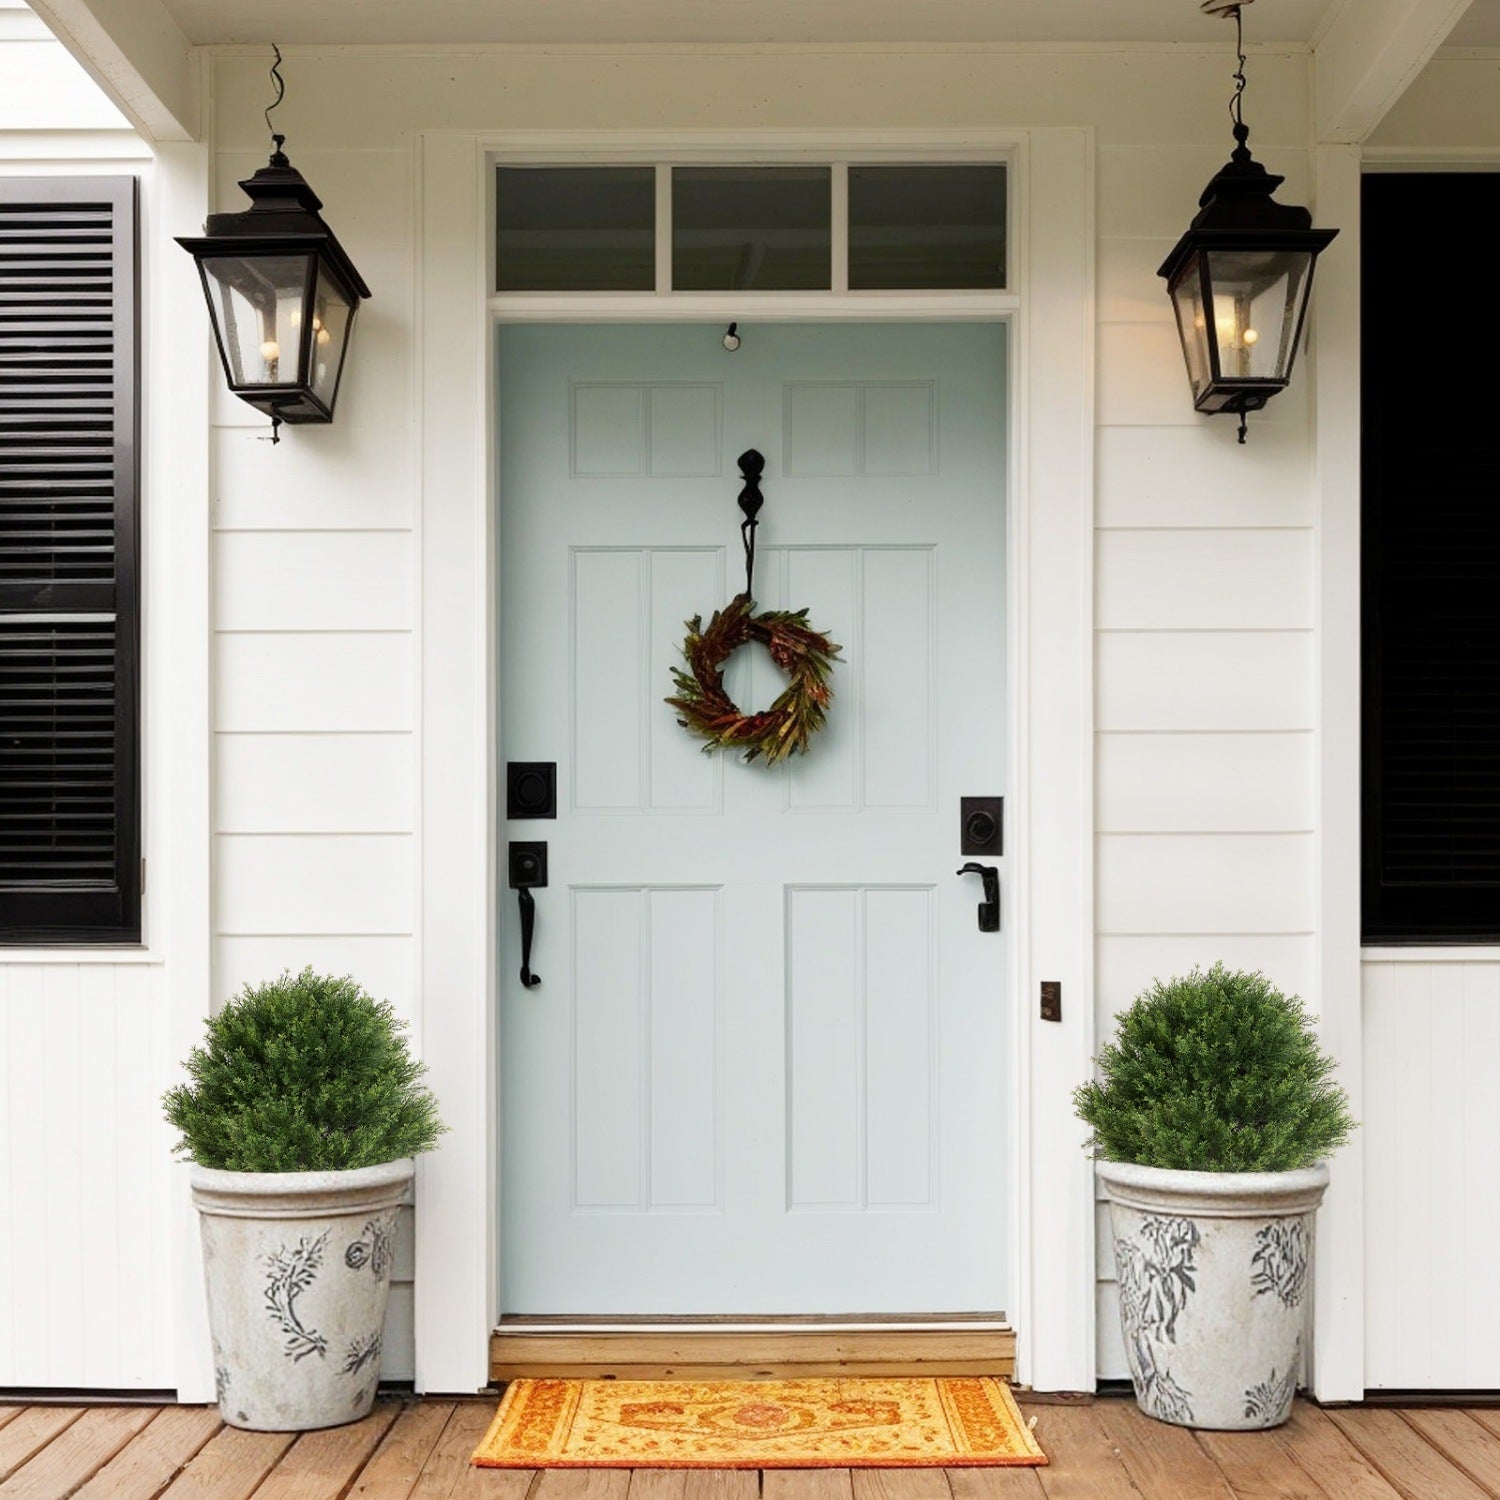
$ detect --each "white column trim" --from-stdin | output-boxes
[1311,141,1365,1403]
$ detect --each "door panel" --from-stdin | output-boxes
[499,322,1007,1313]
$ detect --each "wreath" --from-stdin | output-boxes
[666,593,841,765]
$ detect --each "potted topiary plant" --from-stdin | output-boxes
[164,969,445,1432]
[1075,964,1354,1432]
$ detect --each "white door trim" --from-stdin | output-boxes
[414,126,1095,1394]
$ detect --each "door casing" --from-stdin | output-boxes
[412,126,1096,1394]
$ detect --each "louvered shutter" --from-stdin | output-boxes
[1362,173,1500,941]
[0,177,140,943]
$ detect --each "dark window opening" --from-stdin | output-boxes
[1362,172,1500,942]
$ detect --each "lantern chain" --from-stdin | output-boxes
[264,43,288,166]
[1229,5,1250,159]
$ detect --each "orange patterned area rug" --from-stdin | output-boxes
[472,1376,1047,1469]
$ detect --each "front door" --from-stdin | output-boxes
[498,322,1008,1314]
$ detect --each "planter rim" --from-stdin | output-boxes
[1096,1158,1329,1218]
[190,1157,414,1220]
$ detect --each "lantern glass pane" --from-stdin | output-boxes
[308,264,354,407]
[1205,249,1312,382]
[200,253,314,387]
[1169,255,1213,399]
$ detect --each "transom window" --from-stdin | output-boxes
[494,162,1008,294]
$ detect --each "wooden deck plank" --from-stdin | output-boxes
[411,1403,531,1500]
[71,1407,224,1500]
[1467,1409,1500,1444]
[349,1401,456,1499]
[1025,1402,1144,1500]
[762,1470,856,1500]
[252,1403,402,1500]
[680,1470,758,1500]
[629,1471,688,1500]
[531,1470,633,1500]
[156,1422,297,1500]
[1324,1408,1492,1500]
[0,1417,23,1438]
[0,1410,84,1485]
[855,1466,954,1500]
[947,1463,1043,1499]
[1398,1409,1500,1496]
[1269,1406,1403,1500]
[1193,1426,1332,1500]
[0,1405,157,1499]
[1093,1400,1238,1500]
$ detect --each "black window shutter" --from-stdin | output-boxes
[1362,172,1500,941]
[0,177,140,944]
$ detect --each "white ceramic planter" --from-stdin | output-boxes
[1097,1160,1328,1431]
[191,1158,412,1431]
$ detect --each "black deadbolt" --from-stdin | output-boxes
[960,796,1004,857]
[507,761,556,820]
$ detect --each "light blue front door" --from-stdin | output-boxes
[498,323,1008,1314]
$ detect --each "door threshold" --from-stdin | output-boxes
[489,1316,1016,1382]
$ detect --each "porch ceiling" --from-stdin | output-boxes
[157,0,1335,47]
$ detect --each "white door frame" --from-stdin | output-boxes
[413,126,1095,1394]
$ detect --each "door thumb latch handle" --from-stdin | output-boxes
[516,887,541,988]
[957,862,1000,932]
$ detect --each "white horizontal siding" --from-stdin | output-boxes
[1363,958,1500,1390]
[209,136,419,1379]
[1093,130,1317,1377]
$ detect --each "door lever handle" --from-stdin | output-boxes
[509,841,548,989]
[957,862,1001,932]
[516,887,541,988]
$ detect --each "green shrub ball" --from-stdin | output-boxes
[1074,963,1355,1173]
[163,968,446,1173]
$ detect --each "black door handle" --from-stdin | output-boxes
[516,887,541,988]
[509,841,548,988]
[957,862,1000,932]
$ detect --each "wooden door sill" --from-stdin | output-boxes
[489,1316,1016,1381]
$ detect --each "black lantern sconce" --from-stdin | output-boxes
[176,47,370,442]
[1160,1,1337,441]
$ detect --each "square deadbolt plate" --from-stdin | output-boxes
[507,762,556,820]
[961,796,1004,857]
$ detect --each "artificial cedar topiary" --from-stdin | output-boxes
[1074,963,1355,1173]
[163,968,445,1173]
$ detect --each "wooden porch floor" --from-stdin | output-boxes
[3,1394,1500,1500]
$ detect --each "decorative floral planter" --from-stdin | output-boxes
[1097,1160,1328,1431]
[191,1158,412,1431]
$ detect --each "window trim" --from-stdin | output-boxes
[0,175,141,946]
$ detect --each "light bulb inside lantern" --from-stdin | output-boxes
[312,315,323,332]
[289,309,301,327]
[260,339,280,362]
[316,327,331,346]
[1242,327,1259,346]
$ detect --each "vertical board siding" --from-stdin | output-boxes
[1363,959,1500,1390]
[0,964,174,1388]
[209,141,419,1382]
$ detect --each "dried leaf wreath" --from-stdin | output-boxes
[666,592,841,765]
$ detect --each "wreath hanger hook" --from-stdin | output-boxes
[737,447,765,597]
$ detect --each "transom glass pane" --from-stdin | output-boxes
[849,165,1007,289]
[672,167,831,290]
[496,167,655,291]
[201,253,313,388]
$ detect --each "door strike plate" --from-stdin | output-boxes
[961,796,1004,857]
[1040,981,1062,1024]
